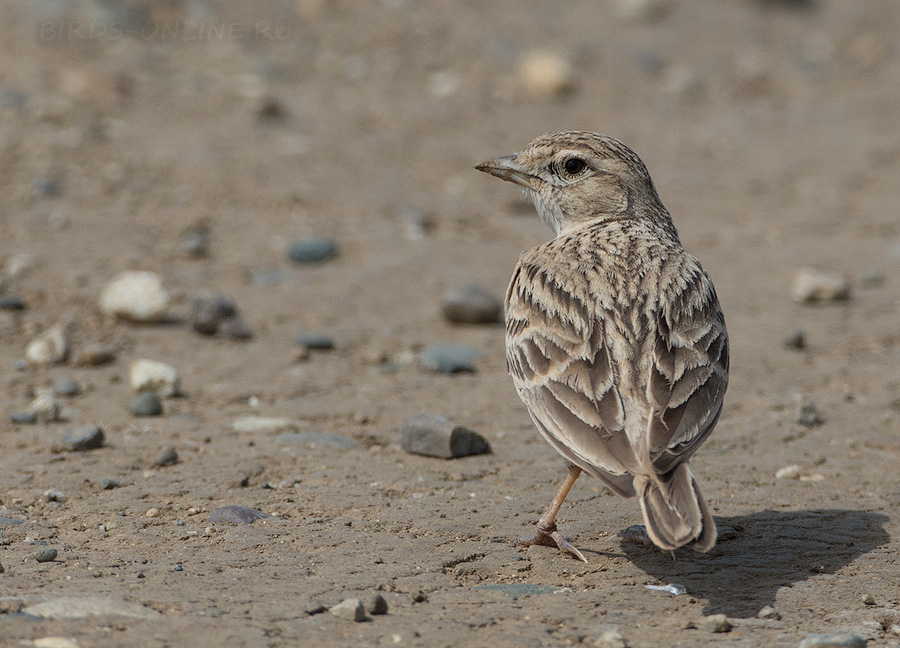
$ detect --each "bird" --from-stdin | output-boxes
[475,131,729,561]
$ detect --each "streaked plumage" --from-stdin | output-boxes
[476,131,728,557]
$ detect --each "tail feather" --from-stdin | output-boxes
[638,464,716,552]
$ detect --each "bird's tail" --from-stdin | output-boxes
[637,463,716,552]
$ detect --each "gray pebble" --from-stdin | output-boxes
[250,269,287,286]
[33,177,61,198]
[181,225,210,258]
[155,446,179,466]
[221,316,253,340]
[798,402,824,427]
[400,413,492,459]
[367,593,388,615]
[74,343,117,366]
[419,343,483,374]
[798,634,865,648]
[52,377,82,396]
[294,332,335,350]
[62,425,105,452]
[304,600,327,615]
[173,563,183,572]
[33,547,58,563]
[100,479,120,490]
[699,614,731,633]
[329,598,367,622]
[0,296,26,310]
[130,391,163,417]
[287,237,338,264]
[206,505,270,525]
[441,284,502,324]
[190,298,221,335]
[10,412,36,424]
[783,329,806,350]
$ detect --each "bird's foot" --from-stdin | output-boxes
[516,523,587,562]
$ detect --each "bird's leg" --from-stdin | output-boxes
[517,465,587,562]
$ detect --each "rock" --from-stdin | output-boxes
[776,464,803,480]
[286,237,338,264]
[221,316,253,340]
[33,637,79,648]
[860,593,875,605]
[276,432,358,449]
[206,505,270,525]
[419,343,482,374]
[130,391,163,417]
[52,377,82,396]
[22,595,162,619]
[181,223,210,258]
[100,479,120,490]
[0,562,5,574]
[230,416,296,432]
[29,392,63,422]
[615,0,673,24]
[758,605,781,620]
[155,446,179,467]
[10,412,36,424]
[791,268,851,304]
[0,296,26,310]
[518,50,574,97]
[700,614,731,633]
[400,413,492,459]
[129,359,180,397]
[783,329,806,350]
[329,598,367,622]
[0,597,24,613]
[33,547,58,563]
[591,626,628,648]
[367,593,388,615]
[33,177,61,198]
[294,332,335,350]
[798,402,824,427]
[798,634,866,648]
[190,293,238,335]
[99,271,169,322]
[26,323,70,366]
[73,343,116,366]
[303,600,327,615]
[441,284,503,324]
[62,425,105,451]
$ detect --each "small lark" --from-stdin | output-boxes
[476,131,728,560]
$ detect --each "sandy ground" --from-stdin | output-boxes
[1,1,900,646]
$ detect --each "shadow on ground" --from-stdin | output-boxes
[622,509,890,617]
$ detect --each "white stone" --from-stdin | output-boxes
[518,50,574,97]
[29,391,63,422]
[129,359,181,397]
[329,598,367,622]
[34,638,79,648]
[775,464,803,480]
[25,323,69,366]
[230,416,298,432]
[791,268,851,304]
[99,271,169,322]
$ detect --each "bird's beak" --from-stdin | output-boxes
[474,154,536,190]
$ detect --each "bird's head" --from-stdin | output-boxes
[475,130,667,236]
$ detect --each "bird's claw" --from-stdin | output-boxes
[517,524,588,562]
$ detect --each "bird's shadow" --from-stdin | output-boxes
[620,508,889,618]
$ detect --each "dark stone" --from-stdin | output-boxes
[441,284,503,324]
[33,547,57,563]
[294,333,335,350]
[131,391,163,417]
[367,593,388,615]
[155,446,179,466]
[100,479,120,490]
[797,402,824,427]
[0,296,26,310]
[399,413,491,459]
[221,316,253,340]
[286,237,338,264]
[783,329,806,350]
[62,425,105,451]
[10,412,37,424]
[206,505,270,525]
[419,344,482,374]
[33,177,61,198]
[52,377,82,396]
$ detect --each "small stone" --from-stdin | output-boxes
[206,505,270,525]
[145,508,160,518]
[329,598,367,622]
[26,323,70,366]
[33,177,61,198]
[419,344,483,374]
[74,343,117,366]
[100,479,120,490]
[52,377,82,396]
[294,332,335,350]
[129,359,180,397]
[33,638,79,648]
[783,329,806,350]
[757,605,781,620]
[0,562,4,574]
[591,626,628,648]
[286,237,338,264]
[173,563,183,571]
[400,413,492,459]
[791,268,851,304]
[699,614,731,633]
[798,634,866,648]
[155,446,179,467]
[441,284,503,324]
[615,0,673,24]
[43,489,66,502]
[367,593,388,615]
[798,402,824,427]
[99,271,169,323]
[181,224,210,258]
[221,316,253,340]
[62,425,105,451]
[33,547,58,563]
[860,593,875,605]
[29,392,63,422]
[303,600,327,615]
[190,293,238,336]
[0,296,26,310]
[518,50,574,97]
[10,412,36,424]
[0,597,24,612]
[130,391,163,417]
[230,416,296,432]
[776,464,803,480]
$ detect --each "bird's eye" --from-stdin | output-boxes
[563,157,586,175]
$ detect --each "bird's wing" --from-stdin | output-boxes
[646,262,729,474]
[505,256,639,492]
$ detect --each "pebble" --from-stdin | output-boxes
[189,293,238,335]
[22,596,162,619]
[591,626,628,648]
[33,177,61,198]
[757,605,781,620]
[29,392,63,422]
[181,223,210,258]
[776,464,803,480]
[700,614,732,633]
[798,634,865,648]
[33,547,58,563]
[303,600,327,616]
[615,0,673,23]
[34,637,79,648]
[62,425,105,452]
[783,329,806,350]
[206,505,270,525]
[328,598,367,622]
[286,237,338,264]
[99,271,170,322]
[791,268,851,304]
[294,332,335,350]
[221,316,253,340]
[400,413,492,459]
[441,284,503,324]
[0,296,26,310]
[230,416,296,432]
[860,593,875,605]
[0,596,24,612]
[130,391,163,417]
[276,432,358,449]
[73,343,116,366]
[155,446,179,467]
[518,49,574,97]
[0,562,4,574]
[798,402,824,427]
[129,359,181,397]
[100,479,120,490]
[367,593,389,615]
[25,323,70,366]
[419,343,483,374]
[10,412,36,424]
[52,377,82,396]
